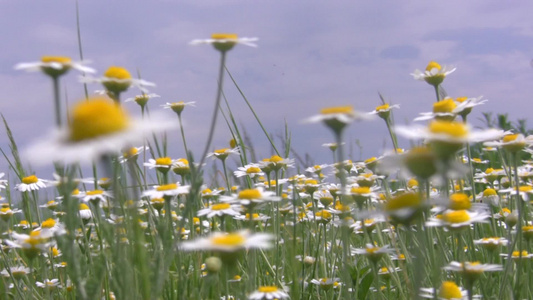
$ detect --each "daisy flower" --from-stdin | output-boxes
[322,142,343,151]
[15,56,95,78]
[15,175,48,192]
[221,188,281,208]
[234,213,270,222]
[368,103,400,120]
[234,164,265,179]
[179,230,273,252]
[190,33,258,52]
[442,261,503,281]
[24,97,176,166]
[35,218,66,237]
[78,203,92,221]
[172,158,191,176]
[414,98,458,122]
[81,66,155,96]
[259,155,295,171]
[144,157,175,172]
[207,147,240,160]
[0,266,30,279]
[303,106,373,134]
[124,93,160,107]
[352,244,395,264]
[36,278,62,290]
[197,202,242,218]
[426,209,489,230]
[81,190,112,205]
[142,182,190,199]
[162,101,196,115]
[310,278,342,291]
[248,286,289,300]
[0,206,22,222]
[119,146,149,163]
[454,96,487,117]
[484,133,531,153]
[419,281,473,300]
[5,230,54,259]
[473,237,508,251]
[411,61,456,86]
[500,250,533,260]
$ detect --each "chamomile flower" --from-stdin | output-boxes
[190,33,258,52]
[142,182,190,199]
[15,56,95,78]
[15,175,48,192]
[207,147,240,160]
[220,188,281,207]
[473,237,508,251]
[81,66,155,95]
[352,244,395,263]
[414,98,458,122]
[24,97,176,166]
[197,202,242,218]
[0,266,30,279]
[0,206,22,222]
[119,146,149,163]
[124,93,160,107]
[303,106,373,134]
[162,101,196,115]
[426,210,489,230]
[368,103,400,119]
[310,278,342,290]
[500,250,533,260]
[81,190,112,205]
[78,203,92,221]
[5,230,53,259]
[144,157,175,172]
[453,96,487,117]
[411,61,456,86]
[36,278,62,290]
[248,286,289,300]
[442,261,503,280]
[484,133,530,153]
[179,230,273,252]
[419,281,472,299]
[234,164,265,179]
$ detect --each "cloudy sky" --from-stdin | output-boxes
[1,1,533,176]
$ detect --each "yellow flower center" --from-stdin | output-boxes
[305,179,318,185]
[86,190,104,196]
[375,104,389,111]
[456,96,468,103]
[316,210,332,219]
[246,167,262,174]
[41,218,56,228]
[245,213,260,219]
[449,193,471,210]
[365,157,377,164]
[257,286,278,293]
[0,207,10,213]
[320,106,353,115]
[438,281,462,299]
[522,226,533,232]
[211,233,245,246]
[270,155,283,163]
[123,147,138,158]
[155,157,173,166]
[156,184,178,191]
[426,61,442,71]
[51,247,60,257]
[41,56,72,64]
[211,203,231,210]
[519,186,532,192]
[79,203,90,210]
[104,66,131,80]
[443,210,470,224]
[384,193,421,211]
[22,175,39,184]
[69,98,130,142]
[428,121,468,138]
[211,33,238,40]
[214,148,229,154]
[407,178,418,188]
[512,250,529,258]
[238,189,261,200]
[503,134,519,143]
[433,98,456,113]
[177,158,189,165]
[351,187,371,194]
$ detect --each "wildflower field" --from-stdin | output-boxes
[2,31,533,300]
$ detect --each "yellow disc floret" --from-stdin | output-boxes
[426,61,442,71]
[69,98,130,142]
[428,121,468,138]
[320,106,353,115]
[443,210,470,224]
[238,189,261,200]
[433,98,456,113]
[22,175,39,185]
[438,281,462,299]
[156,184,178,191]
[104,66,131,80]
[211,233,245,246]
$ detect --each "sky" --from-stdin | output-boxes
[1,1,533,179]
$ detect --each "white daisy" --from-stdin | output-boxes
[411,61,456,86]
[142,182,190,199]
[23,97,176,166]
[81,190,112,204]
[207,147,240,160]
[0,173,7,190]
[36,278,62,290]
[80,66,155,94]
[179,230,273,252]
[197,202,242,218]
[248,286,289,300]
[190,33,258,52]
[15,56,95,77]
[220,188,281,207]
[124,93,160,106]
[303,106,373,133]
[234,164,264,179]
[368,103,400,119]
[162,101,196,115]
[15,175,49,192]
[419,281,475,299]
[426,210,490,229]
[442,261,503,274]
